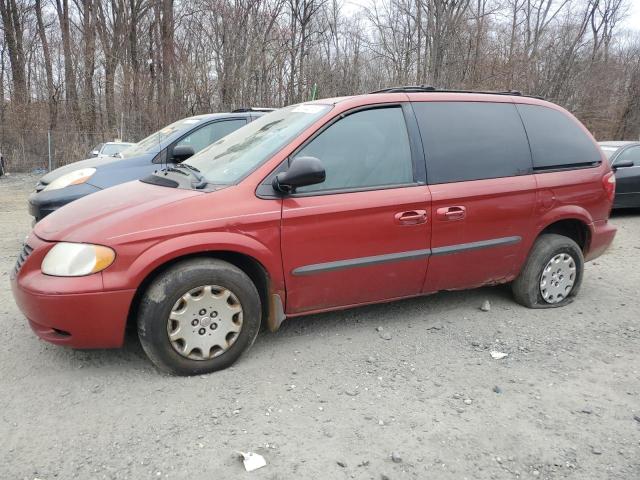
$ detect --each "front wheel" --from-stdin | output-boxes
[137,258,262,375]
[512,233,584,308]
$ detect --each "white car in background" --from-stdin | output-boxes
[89,141,135,158]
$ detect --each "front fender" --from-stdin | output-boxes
[102,231,284,294]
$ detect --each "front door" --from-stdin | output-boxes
[280,105,431,314]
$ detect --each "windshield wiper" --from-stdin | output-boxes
[176,163,201,173]
[171,163,208,189]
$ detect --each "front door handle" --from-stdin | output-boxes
[395,210,427,225]
[436,206,466,221]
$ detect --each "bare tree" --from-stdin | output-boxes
[1,0,639,172]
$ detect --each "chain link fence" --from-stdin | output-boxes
[0,128,142,174]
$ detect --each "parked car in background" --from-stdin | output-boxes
[598,141,640,208]
[12,89,616,375]
[28,109,271,221]
[89,141,135,158]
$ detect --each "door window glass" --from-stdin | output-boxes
[295,107,414,193]
[413,101,532,184]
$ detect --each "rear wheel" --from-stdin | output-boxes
[137,258,261,375]
[512,233,584,308]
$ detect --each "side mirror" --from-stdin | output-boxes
[90,150,100,157]
[612,159,634,170]
[171,145,195,163]
[273,156,326,194]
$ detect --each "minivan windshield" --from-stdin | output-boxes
[120,116,209,159]
[185,104,331,185]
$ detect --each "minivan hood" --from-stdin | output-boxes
[35,180,202,242]
[39,156,128,184]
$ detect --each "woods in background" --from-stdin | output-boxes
[1,0,639,171]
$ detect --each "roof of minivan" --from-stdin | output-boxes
[306,91,552,107]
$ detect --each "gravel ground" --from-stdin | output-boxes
[1,173,639,480]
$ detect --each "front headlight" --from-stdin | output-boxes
[43,168,96,191]
[42,242,115,276]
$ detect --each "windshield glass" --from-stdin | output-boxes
[121,117,207,158]
[185,104,331,185]
[101,143,132,156]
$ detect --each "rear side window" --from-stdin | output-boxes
[413,102,532,184]
[516,104,601,170]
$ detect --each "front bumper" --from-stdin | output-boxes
[10,235,135,348]
[585,219,617,261]
[28,183,101,221]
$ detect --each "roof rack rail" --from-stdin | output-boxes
[370,86,541,98]
[231,107,276,113]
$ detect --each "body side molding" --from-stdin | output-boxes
[431,236,521,256]
[292,236,521,276]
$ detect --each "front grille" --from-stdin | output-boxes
[14,243,34,275]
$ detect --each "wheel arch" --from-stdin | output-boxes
[120,233,286,335]
[533,206,594,253]
[538,218,591,251]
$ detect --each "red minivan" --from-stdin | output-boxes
[11,88,617,375]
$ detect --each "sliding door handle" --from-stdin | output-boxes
[436,206,466,221]
[395,210,427,225]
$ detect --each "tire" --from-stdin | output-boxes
[512,233,584,309]
[137,258,262,375]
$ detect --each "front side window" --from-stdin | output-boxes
[175,119,246,154]
[516,104,601,169]
[295,107,414,193]
[615,146,640,166]
[413,101,532,184]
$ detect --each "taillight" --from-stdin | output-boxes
[603,172,616,202]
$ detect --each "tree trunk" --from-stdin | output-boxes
[0,0,27,106]
[55,0,81,127]
[35,0,57,130]
[82,0,97,132]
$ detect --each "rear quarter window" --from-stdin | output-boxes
[413,101,532,184]
[516,104,601,170]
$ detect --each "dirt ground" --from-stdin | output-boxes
[0,173,638,480]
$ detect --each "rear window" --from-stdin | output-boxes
[413,102,532,184]
[516,104,601,170]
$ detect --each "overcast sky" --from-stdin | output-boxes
[345,0,640,32]
[623,0,640,31]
